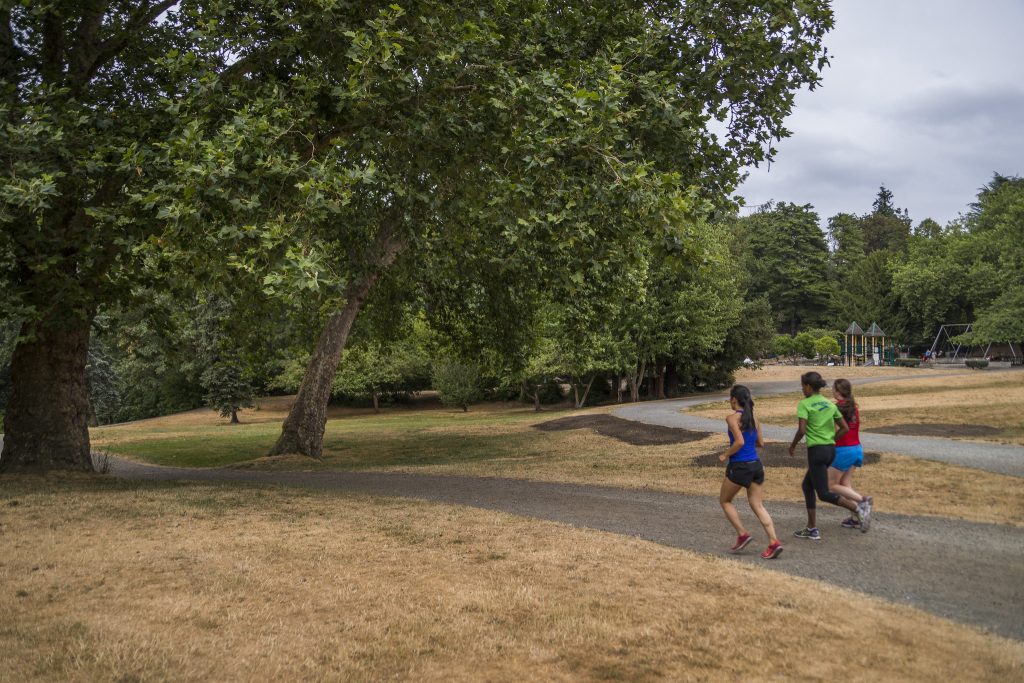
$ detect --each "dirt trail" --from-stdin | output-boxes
[109,457,1024,641]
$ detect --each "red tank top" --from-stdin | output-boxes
[835,401,860,446]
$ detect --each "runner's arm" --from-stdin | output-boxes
[834,415,849,441]
[721,413,745,462]
[788,418,807,456]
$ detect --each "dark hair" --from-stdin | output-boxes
[730,384,755,431]
[800,371,827,391]
[833,378,857,422]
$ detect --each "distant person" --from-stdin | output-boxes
[829,379,872,532]
[787,372,864,540]
[719,385,783,559]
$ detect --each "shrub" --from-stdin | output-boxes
[965,359,989,370]
[793,331,817,359]
[894,358,921,368]
[813,336,841,359]
[771,335,795,358]
[431,360,483,411]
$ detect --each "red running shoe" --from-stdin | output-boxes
[761,541,783,559]
[731,532,752,552]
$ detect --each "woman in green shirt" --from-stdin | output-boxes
[787,372,861,540]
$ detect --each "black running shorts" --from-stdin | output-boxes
[726,460,765,488]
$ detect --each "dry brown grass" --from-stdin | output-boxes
[396,427,1024,528]
[693,370,1024,445]
[91,372,1024,528]
[2,478,1021,682]
[733,364,969,382]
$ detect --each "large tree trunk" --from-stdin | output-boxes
[1,317,94,473]
[269,236,404,458]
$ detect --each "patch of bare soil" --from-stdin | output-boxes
[690,443,883,468]
[868,423,1003,438]
[533,414,709,446]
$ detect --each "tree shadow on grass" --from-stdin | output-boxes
[532,414,709,446]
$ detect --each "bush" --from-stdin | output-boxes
[431,360,483,411]
[813,336,841,359]
[894,358,921,368]
[793,331,817,359]
[771,335,795,357]
[965,359,989,370]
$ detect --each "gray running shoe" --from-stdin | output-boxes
[793,527,821,540]
[859,500,872,533]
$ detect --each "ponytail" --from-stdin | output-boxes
[800,371,827,392]
[730,385,755,432]
[833,378,857,422]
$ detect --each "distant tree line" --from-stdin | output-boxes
[730,177,1024,353]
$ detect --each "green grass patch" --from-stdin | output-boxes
[92,408,556,469]
[92,423,281,467]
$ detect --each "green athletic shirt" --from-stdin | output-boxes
[796,394,842,446]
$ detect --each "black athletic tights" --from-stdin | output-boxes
[802,444,842,509]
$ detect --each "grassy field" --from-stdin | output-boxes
[691,369,1024,445]
[2,478,1022,682]
[91,376,1024,528]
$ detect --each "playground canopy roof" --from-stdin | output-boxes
[866,322,885,337]
[845,322,865,335]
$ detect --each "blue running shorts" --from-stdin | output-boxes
[831,445,864,472]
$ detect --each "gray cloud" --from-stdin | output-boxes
[736,0,1024,227]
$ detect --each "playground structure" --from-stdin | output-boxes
[928,323,1022,363]
[842,321,898,366]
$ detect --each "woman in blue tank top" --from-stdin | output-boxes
[719,385,782,559]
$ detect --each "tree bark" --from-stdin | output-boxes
[656,364,666,400]
[230,410,239,424]
[371,391,379,414]
[664,361,680,397]
[574,374,595,409]
[0,317,94,473]
[269,235,404,458]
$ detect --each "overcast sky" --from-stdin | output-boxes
[735,0,1024,227]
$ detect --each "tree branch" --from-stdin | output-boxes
[40,8,66,84]
[71,0,178,88]
[69,0,107,84]
[0,7,19,86]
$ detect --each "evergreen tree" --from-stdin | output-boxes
[742,203,832,335]
[863,185,912,253]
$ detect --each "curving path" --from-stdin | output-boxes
[613,376,1024,478]
[105,457,1024,640]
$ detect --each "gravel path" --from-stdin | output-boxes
[613,376,1024,478]
[108,457,1024,640]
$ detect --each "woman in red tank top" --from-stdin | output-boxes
[828,379,873,531]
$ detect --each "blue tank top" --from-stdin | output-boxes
[728,411,759,463]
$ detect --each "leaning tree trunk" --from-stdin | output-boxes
[574,374,595,409]
[0,317,94,473]
[269,236,404,458]
[269,278,377,458]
